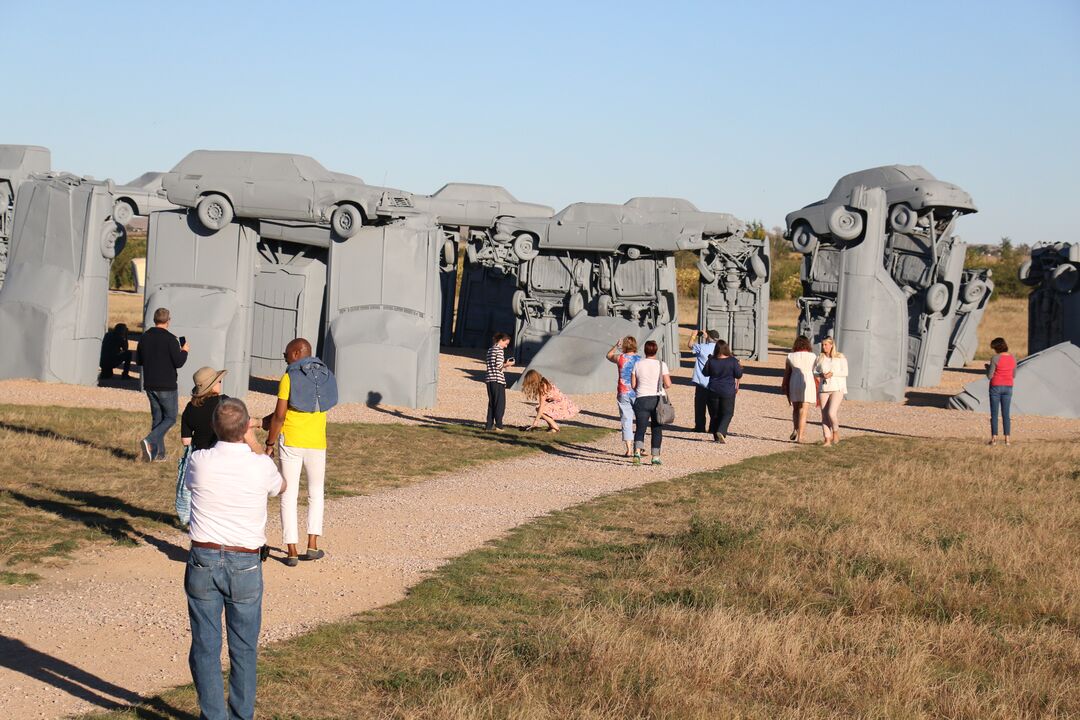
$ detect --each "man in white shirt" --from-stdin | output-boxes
[185,398,285,720]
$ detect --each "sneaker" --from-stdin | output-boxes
[300,548,325,561]
[139,439,152,462]
[716,434,726,444]
[284,555,299,567]
[651,457,662,466]
[632,451,642,466]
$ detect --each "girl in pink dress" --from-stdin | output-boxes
[521,370,579,432]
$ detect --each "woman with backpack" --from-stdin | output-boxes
[263,337,338,567]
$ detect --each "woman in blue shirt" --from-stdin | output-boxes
[702,340,743,443]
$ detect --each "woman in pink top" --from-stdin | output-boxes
[985,336,1016,446]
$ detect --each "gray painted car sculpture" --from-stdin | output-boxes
[389,182,554,229]
[162,150,409,238]
[1021,241,1080,353]
[0,145,51,286]
[787,164,978,393]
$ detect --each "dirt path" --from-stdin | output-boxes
[1,352,1077,719]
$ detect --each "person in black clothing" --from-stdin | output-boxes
[135,307,189,462]
[701,340,743,443]
[99,323,132,380]
[181,367,228,451]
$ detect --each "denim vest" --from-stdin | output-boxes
[286,356,338,412]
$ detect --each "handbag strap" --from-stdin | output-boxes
[655,359,664,396]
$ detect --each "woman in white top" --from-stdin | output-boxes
[813,336,848,446]
[812,336,846,444]
[782,335,817,443]
[630,340,671,466]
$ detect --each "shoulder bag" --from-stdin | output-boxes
[655,360,676,425]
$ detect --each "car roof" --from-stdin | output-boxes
[623,197,700,213]
[169,150,334,181]
[0,145,50,171]
[556,202,626,223]
[828,164,935,199]
[431,183,517,202]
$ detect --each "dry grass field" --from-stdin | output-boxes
[766,298,1027,361]
[0,404,602,584]
[90,436,1080,719]
[107,292,144,333]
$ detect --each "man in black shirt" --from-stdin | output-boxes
[135,307,190,462]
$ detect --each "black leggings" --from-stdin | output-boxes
[485,382,506,429]
[632,395,662,453]
[705,392,736,436]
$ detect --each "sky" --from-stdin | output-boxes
[2,0,1077,245]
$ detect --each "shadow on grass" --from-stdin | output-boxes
[0,422,138,461]
[4,491,187,562]
[0,636,197,719]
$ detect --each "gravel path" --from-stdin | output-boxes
[1,349,1077,719]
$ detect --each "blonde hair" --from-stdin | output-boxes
[818,336,844,359]
[621,336,638,354]
[191,386,220,408]
[521,369,553,401]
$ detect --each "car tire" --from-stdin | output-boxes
[925,282,950,314]
[828,206,864,241]
[513,233,540,261]
[888,203,918,233]
[1052,263,1078,293]
[113,199,135,226]
[567,291,586,318]
[597,294,614,316]
[749,253,768,281]
[697,255,717,284]
[196,193,233,231]
[512,289,527,318]
[960,279,985,304]
[790,222,819,254]
[441,238,457,270]
[331,204,363,239]
[100,220,126,259]
[1018,259,1038,286]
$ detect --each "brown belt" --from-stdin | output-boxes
[191,540,260,554]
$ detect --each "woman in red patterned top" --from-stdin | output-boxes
[985,336,1016,446]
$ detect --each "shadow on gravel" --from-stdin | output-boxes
[0,635,197,719]
[0,422,137,461]
[4,491,188,562]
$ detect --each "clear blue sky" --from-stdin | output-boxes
[2,0,1077,245]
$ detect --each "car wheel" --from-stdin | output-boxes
[749,253,768,281]
[513,233,540,261]
[113,199,135,226]
[790,222,819,254]
[697,255,717,284]
[924,282,950,313]
[512,289,527,318]
[441,238,457,270]
[196,193,234,231]
[960,279,985,304]
[888,203,918,233]
[331,204,363,239]
[828,206,864,241]
[597,294,614,316]
[1018,259,1040,287]
[626,246,642,260]
[100,220,126,259]
[1052,263,1078,293]
[567,291,586,318]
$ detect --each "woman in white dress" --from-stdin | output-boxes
[814,336,848,446]
[782,335,817,443]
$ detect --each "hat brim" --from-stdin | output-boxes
[192,369,228,397]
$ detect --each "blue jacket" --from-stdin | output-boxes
[286,356,338,412]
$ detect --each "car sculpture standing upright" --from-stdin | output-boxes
[1021,241,1080,353]
[0,145,51,287]
[786,164,978,390]
[162,150,410,238]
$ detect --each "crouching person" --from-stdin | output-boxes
[185,398,285,720]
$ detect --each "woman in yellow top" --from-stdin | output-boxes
[264,338,330,567]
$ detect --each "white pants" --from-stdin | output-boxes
[278,442,326,545]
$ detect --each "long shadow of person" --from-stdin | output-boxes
[5,491,188,562]
[0,636,197,719]
[0,422,138,461]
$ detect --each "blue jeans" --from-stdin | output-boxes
[145,389,178,459]
[186,546,264,720]
[616,393,636,441]
[989,385,1012,437]
[632,395,662,454]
